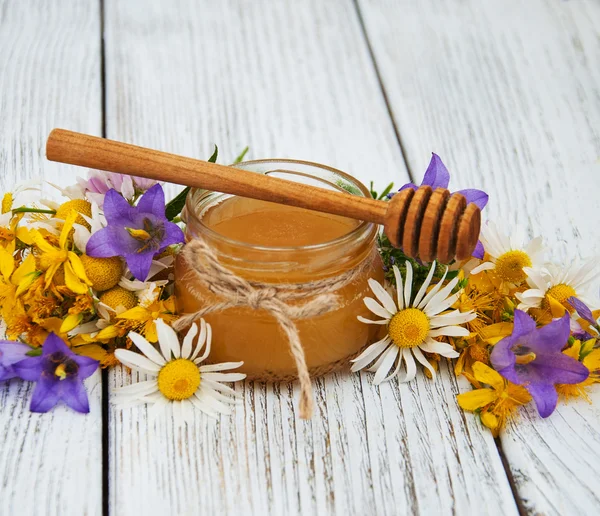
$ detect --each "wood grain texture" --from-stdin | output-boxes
[104,1,518,515]
[0,1,103,515]
[357,0,600,513]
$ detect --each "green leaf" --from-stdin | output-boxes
[164,145,218,221]
[165,187,190,221]
[26,348,43,357]
[377,182,395,200]
[233,146,249,164]
[208,144,218,163]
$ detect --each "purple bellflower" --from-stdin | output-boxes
[12,333,98,413]
[86,184,184,281]
[393,153,489,258]
[0,340,32,381]
[569,297,600,331]
[490,309,589,418]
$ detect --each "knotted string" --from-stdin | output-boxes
[173,238,371,419]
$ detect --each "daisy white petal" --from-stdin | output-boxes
[364,297,393,319]
[470,262,495,275]
[372,346,399,385]
[429,311,476,328]
[393,265,404,310]
[202,379,241,398]
[190,318,208,362]
[202,372,247,382]
[368,278,397,314]
[112,380,158,399]
[403,261,413,308]
[351,337,391,372]
[428,326,471,338]
[181,323,198,359]
[420,339,459,358]
[199,362,245,372]
[357,316,388,325]
[412,261,437,307]
[115,349,161,374]
[398,348,417,383]
[155,318,180,359]
[417,267,448,309]
[128,332,166,366]
[412,347,436,381]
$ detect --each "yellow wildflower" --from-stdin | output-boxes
[455,338,490,386]
[0,248,38,311]
[556,340,600,402]
[30,209,92,294]
[97,293,177,343]
[457,361,531,437]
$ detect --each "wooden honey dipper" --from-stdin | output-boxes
[46,129,480,262]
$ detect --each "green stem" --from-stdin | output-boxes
[12,207,56,215]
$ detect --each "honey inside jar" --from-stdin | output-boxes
[175,160,384,380]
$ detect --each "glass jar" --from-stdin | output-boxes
[175,159,384,381]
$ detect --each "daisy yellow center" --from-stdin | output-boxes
[494,250,532,283]
[80,255,123,292]
[388,308,430,349]
[543,283,577,313]
[157,358,201,401]
[54,199,92,229]
[99,286,138,311]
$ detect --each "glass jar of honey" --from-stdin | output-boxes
[175,160,384,381]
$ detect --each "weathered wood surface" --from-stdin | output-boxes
[104,1,516,515]
[0,1,103,515]
[357,0,600,513]
[1,0,599,514]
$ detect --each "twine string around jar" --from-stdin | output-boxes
[173,238,373,419]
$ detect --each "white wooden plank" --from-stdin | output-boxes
[103,0,519,514]
[357,0,600,513]
[0,1,103,515]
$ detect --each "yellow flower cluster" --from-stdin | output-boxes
[449,227,599,436]
[0,190,179,367]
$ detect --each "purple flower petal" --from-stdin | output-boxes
[61,378,90,413]
[102,189,134,225]
[398,183,417,193]
[473,240,485,259]
[528,353,589,385]
[30,377,61,413]
[513,309,537,337]
[86,226,122,257]
[422,153,450,189]
[136,184,166,218]
[490,337,517,372]
[12,356,44,381]
[526,312,570,354]
[160,222,185,250]
[43,333,70,354]
[568,297,596,326]
[126,252,155,281]
[456,188,489,210]
[0,341,32,367]
[73,355,100,379]
[527,382,558,418]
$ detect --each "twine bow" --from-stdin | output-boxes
[174,238,369,418]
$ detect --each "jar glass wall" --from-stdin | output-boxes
[175,160,384,380]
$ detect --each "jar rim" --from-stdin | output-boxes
[184,158,377,253]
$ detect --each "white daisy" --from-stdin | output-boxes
[352,261,476,384]
[515,258,599,313]
[0,179,42,226]
[113,318,245,425]
[470,221,545,284]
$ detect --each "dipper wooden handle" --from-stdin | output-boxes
[46,129,480,262]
